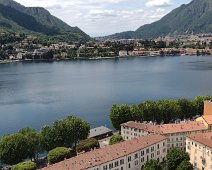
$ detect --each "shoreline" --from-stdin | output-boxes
[0,54,211,65]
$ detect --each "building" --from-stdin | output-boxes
[89,126,113,140]
[121,121,208,150]
[196,101,212,131]
[42,134,167,170]
[186,132,212,170]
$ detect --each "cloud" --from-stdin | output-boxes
[146,0,173,7]
[14,0,186,36]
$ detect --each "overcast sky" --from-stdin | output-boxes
[15,0,192,37]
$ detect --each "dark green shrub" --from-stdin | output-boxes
[109,134,123,145]
[11,161,36,170]
[48,147,69,165]
[76,138,100,153]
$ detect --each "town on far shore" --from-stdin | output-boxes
[0,33,212,64]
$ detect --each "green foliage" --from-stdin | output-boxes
[48,147,69,165]
[143,160,162,170]
[76,138,100,153]
[176,160,193,170]
[11,161,36,170]
[110,105,134,130]
[0,0,90,42]
[18,128,41,160]
[40,116,90,151]
[110,96,210,130]
[109,134,124,145]
[107,0,212,39]
[0,133,30,165]
[166,148,190,170]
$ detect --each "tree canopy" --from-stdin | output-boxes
[166,148,190,170]
[143,160,162,170]
[110,96,212,130]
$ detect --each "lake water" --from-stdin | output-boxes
[1,56,212,137]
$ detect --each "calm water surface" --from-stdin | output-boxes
[1,56,212,136]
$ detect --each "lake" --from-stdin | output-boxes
[1,55,212,137]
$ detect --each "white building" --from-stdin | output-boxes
[121,121,208,150]
[186,132,212,170]
[42,134,167,170]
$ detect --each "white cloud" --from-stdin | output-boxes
[146,0,173,7]
[14,0,189,37]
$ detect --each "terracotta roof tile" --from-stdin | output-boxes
[187,132,212,148]
[202,115,212,125]
[122,121,207,134]
[42,134,167,170]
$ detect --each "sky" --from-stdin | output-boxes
[14,0,192,37]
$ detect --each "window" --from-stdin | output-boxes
[103,165,108,170]
[157,151,160,155]
[141,157,144,163]
[121,167,123,170]
[128,163,131,169]
[128,156,131,162]
[157,144,160,149]
[163,142,165,146]
[146,148,149,154]
[120,159,124,165]
[141,150,144,156]
[109,163,113,169]
[163,148,166,153]
[151,153,154,158]
[115,161,119,167]
[135,153,138,159]
[151,147,154,152]
[135,160,139,166]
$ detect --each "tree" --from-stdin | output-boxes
[177,99,198,119]
[109,134,124,145]
[40,125,56,151]
[40,116,90,151]
[110,105,133,130]
[176,160,193,170]
[67,116,90,148]
[18,128,40,161]
[143,160,162,170]
[48,147,70,165]
[76,138,100,153]
[0,133,29,165]
[166,148,190,170]
[11,161,36,170]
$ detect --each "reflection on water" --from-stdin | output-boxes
[0,56,212,136]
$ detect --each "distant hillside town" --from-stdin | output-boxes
[0,33,212,64]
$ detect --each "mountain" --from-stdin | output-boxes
[0,0,90,42]
[104,0,212,40]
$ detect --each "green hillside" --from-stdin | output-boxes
[0,0,90,42]
[105,0,212,40]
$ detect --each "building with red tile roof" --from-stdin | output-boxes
[42,134,167,170]
[121,121,208,150]
[186,132,212,170]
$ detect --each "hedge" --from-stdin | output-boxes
[48,147,69,165]
[11,161,36,170]
[76,138,100,153]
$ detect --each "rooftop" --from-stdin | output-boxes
[89,126,113,138]
[42,134,167,170]
[122,121,208,134]
[202,115,212,125]
[187,132,212,148]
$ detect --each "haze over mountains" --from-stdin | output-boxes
[103,0,212,40]
[0,0,90,42]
